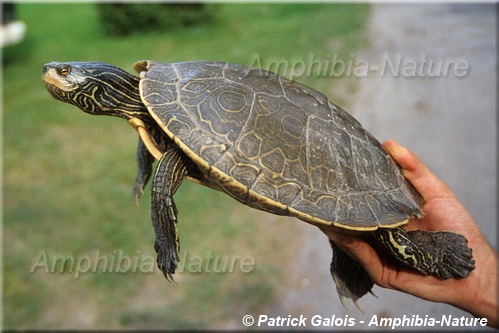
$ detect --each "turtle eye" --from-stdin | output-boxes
[58,66,70,76]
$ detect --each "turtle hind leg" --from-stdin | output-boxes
[329,241,374,309]
[407,229,475,278]
[375,227,475,279]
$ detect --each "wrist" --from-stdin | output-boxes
[449,249,498,327]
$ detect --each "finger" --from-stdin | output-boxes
[325,231,387,284]
[383,140,455,201]
[321,229,366,263]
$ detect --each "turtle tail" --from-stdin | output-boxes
[329,240,375,311]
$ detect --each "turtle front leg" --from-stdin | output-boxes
[375,227,475,279]
[151,145,191,281]
[134,137,155,203]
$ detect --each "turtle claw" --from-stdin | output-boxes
[154,240,179,282]
[133,184,144,207]
[338,294,365,314]
[352,299,365,314]
[162,270,176,283]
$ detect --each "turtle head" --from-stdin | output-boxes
[42,61,146,119]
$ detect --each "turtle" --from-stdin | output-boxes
[42,60,475,303]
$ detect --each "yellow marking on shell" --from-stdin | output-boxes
[128,118,163,160]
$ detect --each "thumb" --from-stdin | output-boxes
[383,140,455,202]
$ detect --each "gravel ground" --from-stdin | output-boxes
[257,4,497,331]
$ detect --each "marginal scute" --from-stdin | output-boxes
[139,60,424,229]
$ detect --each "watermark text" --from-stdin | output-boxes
[30,249,256,278]
[249,52,470,80]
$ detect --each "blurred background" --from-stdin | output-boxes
[3,3,496,330]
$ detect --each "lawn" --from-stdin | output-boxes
[3,3,369,329]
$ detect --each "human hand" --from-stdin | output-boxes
[322,140,498,327]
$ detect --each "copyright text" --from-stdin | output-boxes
[242,314,488,329]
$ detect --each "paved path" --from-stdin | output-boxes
[261,4,496,330]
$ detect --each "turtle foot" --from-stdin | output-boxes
[407,230,475,279]
[154,240,179,282]
[329,241,374,309]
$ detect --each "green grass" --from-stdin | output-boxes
[3,3,369,329]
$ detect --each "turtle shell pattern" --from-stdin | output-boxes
[137,61,423,230]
